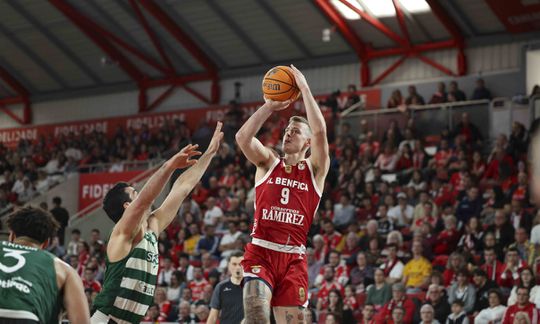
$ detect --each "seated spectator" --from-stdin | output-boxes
[486,210,515,249]
[388,90,404,108]
[391,306,406,324]
[447,81,466,102]
[508,122,528,160]
[471,151,486,179]
[530,211,540,245]
[405,85,425,105]
[429,82,447,104]
[366,268,392,311]
[509,227,537,265]
[510,199,533,233]
[474,289,506,324]
[142,304,167,322]
[402,241,432,293]
[471,78,492,100]
[443,252,466,287]
[200,252,219,280]
[333,193,357,230]
[507,267,540,308]
[157,256,175,286]
[167,271,185,303]
[376,283,416,324]
[154,287,172,319]
[188,267,210,302]
[195,224,220,258]
[407,170,427,192]
[184,223,201,256]
[203,197,224,227]
[317,266,344,307]
[481,246,505,285]
[433,216,459,255]
[472,269,498,314]
[322,220,344,251]
[419,304,440,324]
[501,286,539,324]
[317,250,349,287]
[388,193,414,228]
[425,284,451,324]
[377,205,394,238]
[507,172,529,204]
[380,244,404,284]
[375,145,399,173]
[318,289,355,324]
[177,300,199,323]
[359,304,375,324]
[446,300,469,324]
[82,267,102,293]
[447,270,476,314]
[455,187,482,227]
[218,221,242,265]
[457,217,484,254]
[500,248,527,290]
[339,232,361,260]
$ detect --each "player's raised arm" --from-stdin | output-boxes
[235,100,290,168]
[113,143,201,239]
[290,65,330,179]
[152,122,223,233]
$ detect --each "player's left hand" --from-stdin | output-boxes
[290,64,309,92]
[206,121,224,155]
[169,144,202,169]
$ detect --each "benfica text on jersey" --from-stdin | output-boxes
[252,158,322,248]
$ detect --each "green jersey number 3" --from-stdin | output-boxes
[0,247,29,273]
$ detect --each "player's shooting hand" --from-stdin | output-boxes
[206,121,224,155]
[263,98,292,111]
[290,64,309,92]
[170,144,202,169]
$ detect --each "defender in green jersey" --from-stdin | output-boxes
[91,122,223,324]
[0,207,90,324]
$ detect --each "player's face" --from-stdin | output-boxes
[282,122,310,154]
[228,256,244,279]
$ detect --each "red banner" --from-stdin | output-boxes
[486,0,540,33]
[0,89,380,148]
[78,170,144,212]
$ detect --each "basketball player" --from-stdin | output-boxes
[0,207,90,323]
[91,122,223,324]
[236,65,330,323]
[207,250,245,324]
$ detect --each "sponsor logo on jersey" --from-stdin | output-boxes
[224,287,232,292]
[0,277,32,294]
[267,177,308,191]
[299,287,305,301]
[251,265,262,274]
[261,206,305,225]
[298,162,305,170]
[146,251,159,268]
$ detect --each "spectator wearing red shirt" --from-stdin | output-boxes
[188,267,211,302]
[191,183,209,206]
[316,250,349,287]
[360,304,376,324]
[82,267,102,293]
[322,220,343,251]
[429,82,447,104]
[484,148,514,181]
[433,216,460,255]
[360,132,380,157]
[502,286,539,324]
[443,252,466,287]
[375,283,415,324]
[452,112,483,145]
[317,266,344,308]
[500,248,528,289]
[154,288,172,319]
[471,150,486,179]
[312,234,328,263]
[508,172,529,203]
[142,304,167,323]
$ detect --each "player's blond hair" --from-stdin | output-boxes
[288,116,311,135]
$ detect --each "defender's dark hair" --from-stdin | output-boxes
[102,182,132,223]
[229,250,244,261]
[7,207,59,243]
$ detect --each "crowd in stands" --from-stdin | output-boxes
[6,77,540,323]
[0,119,194,209]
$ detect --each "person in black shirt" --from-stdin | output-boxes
[50,196,69,245]
[207,250,244,324]
[472,269,498,315]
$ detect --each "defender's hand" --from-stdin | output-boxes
[206,121,224,155]
[169,144,202,169]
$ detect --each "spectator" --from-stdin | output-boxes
[434,215,460,255]
[167,271,185,303]
[66,229,81,256]
[375,145,399,173]
[447,270,476,314]
[474,289,507,324]
[455,187,482,226]
[380,244,404,284]
[82,267,102,293]
[443,252,467,287]
[388,90,404,108]
[472,269,498,314]
[142,304,167,322]
[419,304,441,324]
[507,268,540,308]
[157,256,175,286]
[472,78,492,100]
[391,306,406,324]
[196,224,220,257]
[188,267,210,302]
[448,81,467,102]
[500,248,527,290]
[51,196,69,245]
[429,82,447,104]
[486,210,515,249]
[405,86,425,105]
[333,193,356,230]
[510,199,533,233]
[508,228,536,265]
[308,247,324,289]
[361,304,376,324]
[366,268,392,310]
[319,289,355,324]
[218,221,242,264]
[388,192,414,228]
[481,246,505,285]
[376,205,394,238]
[345,84,360,108]
[203,197,224,227]
[322,220,343,251]
[402,240,432,293]
[154,287,172,319]
[177,300,199,323]
[425,284,451,324]
[317,266,344,309]
[530,211,540,245]
[501,286,539,324]
[376,283,416,324]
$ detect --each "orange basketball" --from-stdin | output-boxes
[262,66,300,102]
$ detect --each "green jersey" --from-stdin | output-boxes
[0,240,60,324]
[92,231,159,324]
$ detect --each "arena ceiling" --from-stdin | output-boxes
[0,0,538,123]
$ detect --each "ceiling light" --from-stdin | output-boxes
[399,0,430,14]
[330,0,362,20]
[360,0,395,18]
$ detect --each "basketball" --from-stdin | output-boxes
[262,66,301,102]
